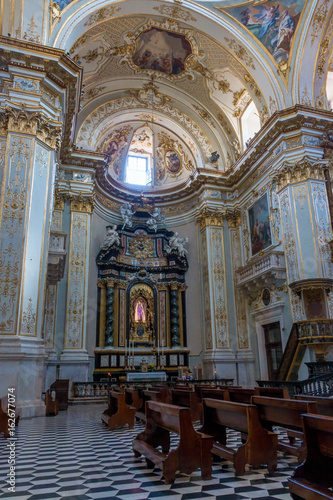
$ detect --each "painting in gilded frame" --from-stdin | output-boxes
[132,28,192,76]
[223,0,306,65]
[165,149,181,173]
[248,194,272,256]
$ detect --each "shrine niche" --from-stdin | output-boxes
[129,283,154,346]
[94,203,189,381]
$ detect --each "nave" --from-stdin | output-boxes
[0,404,296,500]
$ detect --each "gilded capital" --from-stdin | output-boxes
[225,209,241,228]
[97,278,106,288]
[54,189,66,210]
[106,277,116,288]
[70,195,94,213]
[1,105,62,149]
[196,208,224,231]
[272,160,325,192]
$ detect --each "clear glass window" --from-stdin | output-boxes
[126,155,149,185]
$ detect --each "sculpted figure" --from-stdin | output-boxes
[100,224,120,250]
[165,232,188,258]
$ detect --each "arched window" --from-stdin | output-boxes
[241,101,261,149]
[125,126,153,186]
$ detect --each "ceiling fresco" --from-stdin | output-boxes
[46,0,333,201]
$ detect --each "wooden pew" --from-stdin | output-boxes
[133,400,213,484]
[136,388,169,422]
[255,387,290,399]
[288,414,333,500]
[0,399,20,438]
[101,390,136,430]
[171,388,201,422]
[200,398,278,475]
[251,396,317,462]
[45,390,58,416]
[226,388,257,404]
[125,388,142,410]
[294,395,333,416]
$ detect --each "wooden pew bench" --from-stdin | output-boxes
[101,390,136,430]
[251,396,317,462]
[200,398,278,475]
[0,398,20,438]
[255,387,290,399]
[226,388,257,404]
[45,389,59,416]
[288,414,333,500]
[133,400,213,484]
[135,388,169,422]
[125,388,142,410]
[294,395,333,416]
[171,388,201,422]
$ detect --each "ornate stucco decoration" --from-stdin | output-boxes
[0,105,62,149]
[129,80,171,108]
[271,159,325,192]
[153,5,196,22]
[156,131,194,179]
[196,209,224,231]
[232,89,252,118]
[236,251,287,292]
[110,18,201,82]
[84,5,121,27]
[70,195,95,214]
[225,209,241,228]
[128,235,154,259]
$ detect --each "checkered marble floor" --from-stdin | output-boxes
[0,404,296,499]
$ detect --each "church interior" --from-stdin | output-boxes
[1,0,333,498]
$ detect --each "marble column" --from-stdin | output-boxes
[196,210,232,379]
[170,283,180,347]
[0,37,81,417]
[59,195,94,385]
[105,279,115,347]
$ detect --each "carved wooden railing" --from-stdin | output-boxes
[276,320,333,381]
[257,371,333,397]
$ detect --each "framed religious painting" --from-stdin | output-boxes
[248,194,272,257]
[165,149,181,173]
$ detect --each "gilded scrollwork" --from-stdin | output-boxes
[70,195,95,214]
[210,228,229,348]
[311,0,330,45]
[22,15,41,44]
[21,298,36,335]
[224,38,255,70]
[84,6,121,27]
[44,285,57,348]
[279,190,300,283]
[196,208,224,231]
[272,160,325,192]
[153,5,196,22]
[200,229,212,349]
[230,229,249,349]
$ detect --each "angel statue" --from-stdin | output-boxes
[165,232,188,258]
[120,202,134,229]
[147,207,165,232]
[100,224,120,250]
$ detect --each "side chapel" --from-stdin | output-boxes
[0,0,333,416]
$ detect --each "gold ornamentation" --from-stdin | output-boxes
[244,74,262,101]
[22,15,41,43]
[69,34,88,55]
[200,229,212,349]
[210,228,229,348]
[70,195,94,214]
[129,236,154,259]
[36,146,48,177]
[225,209,241,228]
[224,38,255,70]
[50,2,61,24]
[301,85,312,106]
[130,80,171,109]
[277,59,290,78]
[294,185,307,209]
[84,6,121,27]
[230,230,249,348]
[54,190,66,210]
[311,0,330,45]
[156,131,194,177]
[0,106,61,149]
[83,86,106,102]
[21,298,36,334]
[44,285,57,348]
[269,96,277,114]
[153,5,196,22]
[193,105,215,127]
[196,209,224,231]
[317,15,333,79]
[217,114,232,135]
[272,160,325,192]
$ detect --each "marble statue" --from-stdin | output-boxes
[165,232,188,258]
[100,224,120,250]
[147,207,165,232]
[120,202,134,229]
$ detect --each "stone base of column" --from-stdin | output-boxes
[203,349,255,387]
[236,349,256,388]
[0,337,47,418]
[59,350,90,396]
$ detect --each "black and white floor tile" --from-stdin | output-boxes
[0,404,296,499]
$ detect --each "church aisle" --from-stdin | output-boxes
[0,404,295,499]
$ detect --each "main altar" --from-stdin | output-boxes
[94,202,189,381]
